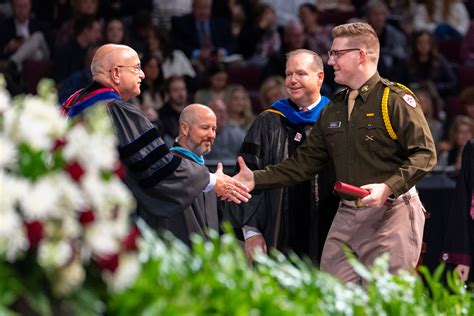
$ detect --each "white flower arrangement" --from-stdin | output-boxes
[0,78,139,299]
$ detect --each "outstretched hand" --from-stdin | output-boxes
[233,156,255,191]
[212,162,251,204]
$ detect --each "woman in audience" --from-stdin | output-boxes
[103,18,127,45]
[407,30,457,97]
[133,54,164,115]
[224,84,255,131]
[194,63,228,105]
[259,76,288,108]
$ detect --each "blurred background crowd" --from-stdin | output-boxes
[1,0,474,177]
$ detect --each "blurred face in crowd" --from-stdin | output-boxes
[416,32,432,57]
[367,5,388,33]
[106,19,125,44]
[181,105,217,155]
[298,5,317,28]
[455,123,473,147]
[285,23,306,50]
[285,52,323,108]
[417,91,433,119]
[227,88,247,115]
[328,37,362,87]
[77,0,98,15]
[85,21,103,46]
[12,0,31,23]
[210,70,228,91]
[168,78,188,107]
[208,99,228,133]
[465,104,474,120]
[143,57,160,82]
[193,0,212,22]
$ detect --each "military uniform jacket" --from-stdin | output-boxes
[254,72,437,198]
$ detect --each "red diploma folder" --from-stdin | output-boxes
[333,181,393,207]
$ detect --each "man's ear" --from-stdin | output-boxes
[110,67,120,84]
[180,121,189,137]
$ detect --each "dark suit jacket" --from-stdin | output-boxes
[170,14,234,58]
[0,17,50,59]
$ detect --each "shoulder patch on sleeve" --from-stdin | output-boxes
[402,94,417,108]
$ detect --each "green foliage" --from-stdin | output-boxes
[108,222,474,315]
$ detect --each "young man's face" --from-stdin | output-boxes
[327,37,362,87]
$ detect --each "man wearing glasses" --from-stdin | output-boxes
[234,23,436,284]
[62,44,251,238]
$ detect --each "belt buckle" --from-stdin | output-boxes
[355,198,365,208]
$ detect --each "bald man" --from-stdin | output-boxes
[62,44,250,243]
[161,104,221,242]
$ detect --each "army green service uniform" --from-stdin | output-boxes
[254,72,437,283]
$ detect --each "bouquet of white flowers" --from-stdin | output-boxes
[0,78,140,314]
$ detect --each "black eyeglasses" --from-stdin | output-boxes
[327,48,361,60]
[110,65,142,73]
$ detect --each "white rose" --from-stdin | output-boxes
[38,239,73,270]
[84,221,120,256]
[53,259,85,297]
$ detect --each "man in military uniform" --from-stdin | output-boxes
[234,22,437,284]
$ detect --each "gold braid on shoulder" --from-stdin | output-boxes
[381,87,398,140]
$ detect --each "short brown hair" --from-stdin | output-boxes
[460,86,474,107]
[332,22,379,62]
[286,49,324,72]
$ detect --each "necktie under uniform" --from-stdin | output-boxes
[347,89,359,121]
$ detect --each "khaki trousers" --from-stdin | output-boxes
[320,189,425,284]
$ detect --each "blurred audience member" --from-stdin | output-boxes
[103,18,127,45]
[58,46,98,103]
[53,15,102,84]
[206,98,246,161]
[0,0,51,74]
[407,30,457,97]
[239,3,281,67]
[413,82,445,143]
[159,76,189,146]
[259,75,288,108]
[262,20,307,79]
[414,0,469,38]
[133,54,164,115]
[261,0,314,27]
[171,0,234,67]
[384,0,417,35]
[55,0,99,48]
[438,116,474,174]
[224,84,255,131]
[127,10,154,56]
[152,0,192,31]
[366,0,409,83]
[298,3,332,58]
[317,0,357,26]
[194,62,228,105]
[147,27,196,81]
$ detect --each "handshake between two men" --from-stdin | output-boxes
[212,157,255,204]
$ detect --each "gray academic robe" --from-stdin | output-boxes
[107,100,217,245]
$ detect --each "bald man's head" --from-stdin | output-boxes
[178,103,217,156]
[91,44,145,101]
